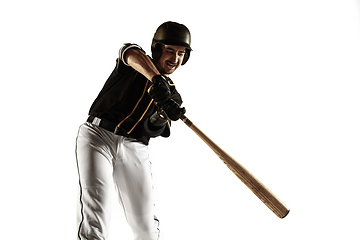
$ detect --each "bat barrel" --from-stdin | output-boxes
[180,115,290,218]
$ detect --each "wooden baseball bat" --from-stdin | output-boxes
[180,115,290,218]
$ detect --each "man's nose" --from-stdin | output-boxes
[170,53,178,63]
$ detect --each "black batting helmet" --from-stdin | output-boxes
[151,21,192,65]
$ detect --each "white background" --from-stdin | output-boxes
[1,0,360,239]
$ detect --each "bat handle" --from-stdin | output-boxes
[180,115,192,127]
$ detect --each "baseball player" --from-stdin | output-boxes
[75,21,191,240]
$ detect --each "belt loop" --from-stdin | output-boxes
[92,117,101,126]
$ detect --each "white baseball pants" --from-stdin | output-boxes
[75,122,160,240]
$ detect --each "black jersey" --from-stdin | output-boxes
[88,44,182,145]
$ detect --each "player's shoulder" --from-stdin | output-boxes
[119,43,144,53]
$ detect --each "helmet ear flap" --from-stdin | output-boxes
[151,43,162,60]
[181,49,191,65]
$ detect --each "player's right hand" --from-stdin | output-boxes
[148,75,171,104]
[160,98,186,121]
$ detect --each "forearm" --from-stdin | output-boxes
[124,48,160,81]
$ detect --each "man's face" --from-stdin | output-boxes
[155,45,186,76]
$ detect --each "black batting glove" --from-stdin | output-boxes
[160,98,186,121]
[148,75,171,104]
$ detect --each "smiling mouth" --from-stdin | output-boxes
[166,61,177,68]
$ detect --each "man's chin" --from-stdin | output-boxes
[160,69,176,76]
